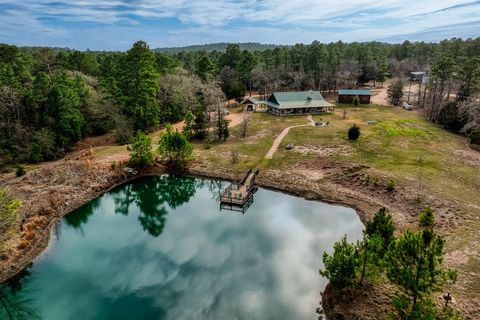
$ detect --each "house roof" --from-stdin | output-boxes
[268,91,334,109]
[410,71,426,75]
[242,97,261,104]
[338,89,372,96]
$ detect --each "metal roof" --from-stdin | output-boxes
[337,89,372,96]
[269,91,334,109]
[244,91,334,109]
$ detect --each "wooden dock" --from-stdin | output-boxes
[220,169,259,213]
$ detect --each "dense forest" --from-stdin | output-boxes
[1,38,479,168]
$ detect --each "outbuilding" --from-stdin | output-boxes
[410,71,426,82]
[337,89,372,104]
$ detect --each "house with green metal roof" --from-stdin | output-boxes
[337,89,372,104]
[243,91,335,116]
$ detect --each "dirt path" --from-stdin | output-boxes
[371,86,390,106]
[171,112,246,132]
[265,115,315,159]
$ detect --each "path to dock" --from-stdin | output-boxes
[265,115,315,159]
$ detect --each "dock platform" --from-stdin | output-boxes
[220,169,259,213]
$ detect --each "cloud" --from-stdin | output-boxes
[0,0,478,49]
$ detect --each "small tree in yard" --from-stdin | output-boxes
[348,124,360,140]
[352,95,360,108]
[320,235,359,292]
[127,131,154,167]
[388,79,404,106]
[387,228,457,319]
[240,113,251,138]
[419,207,435,228]
[158,125,193,169]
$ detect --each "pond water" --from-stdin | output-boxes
[1,175,363,320]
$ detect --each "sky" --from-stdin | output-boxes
[0,0,479,50]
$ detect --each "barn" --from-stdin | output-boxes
[337,89,372,104]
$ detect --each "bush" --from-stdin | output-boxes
[29,143,44,163]
[419,207,435,227]
[158,125,193,169]
[348,124,361,140]
[127,131,154,167]
[386,179,396,192]
[469,128,480,145]
[15,166,26,177]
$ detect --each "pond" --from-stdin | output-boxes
[1,175,363,320]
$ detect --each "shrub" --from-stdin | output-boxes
[419,207,435,227]
[29,142,44,163]
[158,125,193,169]
[348,124,361,140]
[386,179,396,192]
[469,128,480,145]
[127,131,154,167]
[15,166,26,177]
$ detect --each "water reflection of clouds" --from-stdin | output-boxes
[23,177,363,320]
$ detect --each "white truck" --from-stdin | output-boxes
[402,102,413,110]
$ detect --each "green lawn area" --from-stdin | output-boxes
[199,105,480,231]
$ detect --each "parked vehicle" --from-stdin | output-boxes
[402,102,413,110]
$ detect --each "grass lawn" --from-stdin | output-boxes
[199,105,480,249]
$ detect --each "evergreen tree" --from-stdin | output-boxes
[195,56,216,82]
[365,207,396,255]
[215,109,230,141]
[182,111,196,140]
[387,229,457,318]
[320,235,359,292]
[348,124,361,140]
[388,79,404,105]
[123,41,160,131]
[419,207,435,228]
[358,207,396,285]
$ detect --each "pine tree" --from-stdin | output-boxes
[123,41,160,131]
[387,79,404,105]
[387,229,457,318]
[320,235,359,291]
[215,109,230,141]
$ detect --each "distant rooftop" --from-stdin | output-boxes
[338,89,372,96]
[410,71,426,75]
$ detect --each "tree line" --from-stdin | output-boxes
[1,38,480,168]
[0,41,225,168]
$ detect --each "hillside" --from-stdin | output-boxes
[154,42,287,53]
